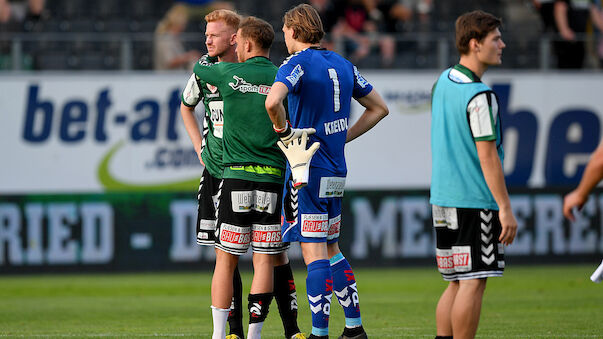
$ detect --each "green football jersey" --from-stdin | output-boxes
[193,56,285,184]
[181,54,224,179]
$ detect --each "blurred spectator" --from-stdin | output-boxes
[552,0,595,68]
[329,0,372,64]
[405,0,433,52]
[153,3,201,70]
[1,0,47,27]
[0,0,10,24]
[403,0,432,27]
[0,0,43,69]
[369,0,414,33]
[308,0,339,33]
[330,0,410,67]
[307,0,341,50]
[373,0,433,56]
[0,0,11,69]
[592,0,603,67]
[532,0,556,31]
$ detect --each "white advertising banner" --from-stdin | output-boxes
[1,73,202,193]
[1,71,602,193]
[347,71,603,189]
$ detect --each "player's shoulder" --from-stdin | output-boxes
[279,49,306,68]
[468,88,497,109]
[196,58,238,75]
[446,65,488,87]
[447,68,473,84]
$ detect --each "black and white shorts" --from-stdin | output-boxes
[432,205,505,281]
[196,168,222,246]
[215,178,287,256]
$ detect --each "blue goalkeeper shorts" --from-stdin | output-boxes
[281,167,345,244]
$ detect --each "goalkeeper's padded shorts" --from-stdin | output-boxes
[281,167,345,244]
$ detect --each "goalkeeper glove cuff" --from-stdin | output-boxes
[274,121,317,146]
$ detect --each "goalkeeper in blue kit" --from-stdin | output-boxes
[265,5,388,339]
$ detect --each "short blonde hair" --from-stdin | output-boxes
[205,9,241,31]
[283,4,324,44]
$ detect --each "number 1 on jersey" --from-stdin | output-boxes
[328,68,341,112]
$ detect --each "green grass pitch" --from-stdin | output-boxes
[1,265,602,338]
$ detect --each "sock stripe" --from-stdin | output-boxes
[329,252,345,265]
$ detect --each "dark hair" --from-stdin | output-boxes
[455,10,502,55]
[238,16,275,50]
[283,4,325,44]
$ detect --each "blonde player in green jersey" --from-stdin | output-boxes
[180,11,304,339]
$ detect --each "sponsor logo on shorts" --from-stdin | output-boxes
[327,215,341,240]
[219,223,250,249]
[319,177,345,198]
[199,219,216,231]
[252,224,282,247]
[231,190,277,214]
[452,246,472,272]
[229,76,271,95]
[431,205,458,230]
[301,214,329,238]
[436,248,454,274]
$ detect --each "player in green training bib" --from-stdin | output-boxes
[181,11,236,246]
[179,10,246,338]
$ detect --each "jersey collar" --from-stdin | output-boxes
[453,64,481,82]
[245,56,272,64]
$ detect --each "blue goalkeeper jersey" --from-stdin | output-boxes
[274,47,373,175]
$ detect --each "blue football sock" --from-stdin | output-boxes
[330,253,362,327]
[306,259,332,336]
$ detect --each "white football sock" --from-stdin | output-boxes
[247,321,265,339]
[211,305,230,339]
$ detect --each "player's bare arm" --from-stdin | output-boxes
[346,89,389,143]
[265,81,289,130]
[563,139,603,221]
[180,102,204,166]
[476,140,517,245]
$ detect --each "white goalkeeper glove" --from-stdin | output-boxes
[274,121,316,146]
[277,131,320,189]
